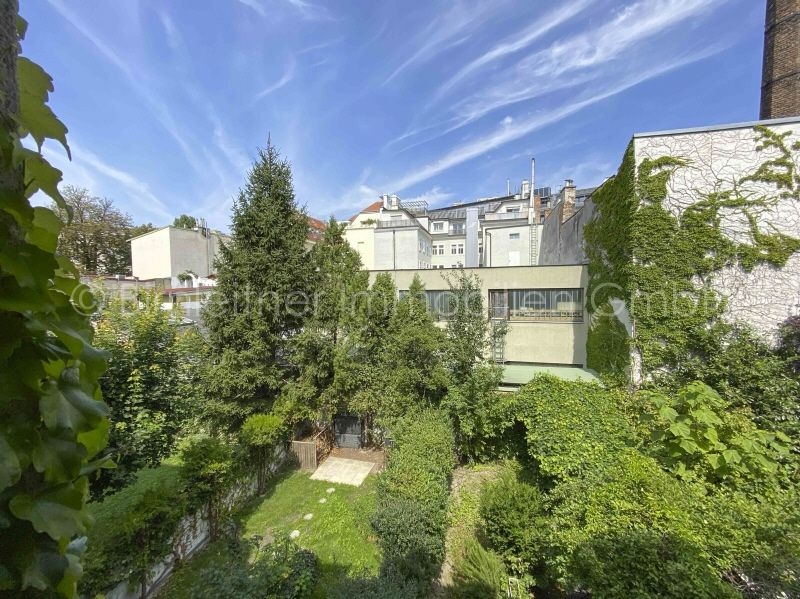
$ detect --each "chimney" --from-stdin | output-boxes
[381,194,390,209]
[561,179,577,224]
[760,0,800,119]
[521,179,530,198]
[389,194,400,209]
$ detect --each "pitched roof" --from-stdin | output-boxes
[306,216,327,242]
[349,200,382,222]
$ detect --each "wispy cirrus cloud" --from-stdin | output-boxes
[432,0,595,101]
[69,142,173,219]
[383,0,504,85]
[46,0,210,182]
[402,186,455,207]
[253,58,296,102]
[382,48,724,193]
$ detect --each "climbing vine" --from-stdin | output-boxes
[585,126,800,403]
[0,13,110,597]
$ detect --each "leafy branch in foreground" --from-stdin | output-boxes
[0,8,110,597]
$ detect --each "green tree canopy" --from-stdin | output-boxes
[202,141,313,431]
[52,186,148,276]
[173,214,198,229]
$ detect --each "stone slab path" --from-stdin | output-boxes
[310,456,374,486]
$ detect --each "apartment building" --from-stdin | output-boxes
[345,175,595,270]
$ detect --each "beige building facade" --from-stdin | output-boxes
[370,265,588,367]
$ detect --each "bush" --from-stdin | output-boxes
[640,381,790,486]
[178,435,243,537]
[517,376,634,482]
[479,465,546,577]
[373,409,456,595]
[184,536,318,599]
[82,464,186,597]
[449,538,508,599]
[372,498,448,586]
[241,412,286,492]
[546,450,734,597]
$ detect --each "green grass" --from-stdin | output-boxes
[160,468,380,598]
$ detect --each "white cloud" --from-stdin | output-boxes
[402,186,455,207]
[383,0,502,84]
[235,0,267,17]
[381,50,723,193]
[69,143,173,220]
[433,0,594,100]
[456,0,725,124]
[46,0,210,180]
[253,59,296,101]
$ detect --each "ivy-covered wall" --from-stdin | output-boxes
[584,122,800,385]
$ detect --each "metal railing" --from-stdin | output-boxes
[376,218,419,229]
[484,209,529,221]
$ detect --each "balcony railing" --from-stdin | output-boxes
[490,306,583,322]
[483,209,529,221]
[376,218,419,229]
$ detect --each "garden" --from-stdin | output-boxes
[2,9,800,598]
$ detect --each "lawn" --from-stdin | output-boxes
[160,468,381,598]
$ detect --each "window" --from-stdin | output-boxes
[433,222,444,232]
[509,233,520,240]
[433,243,445,255]
[489,288,583,322]
[506,206,521,213]
[451,223,465,235]
[451,243,464,255]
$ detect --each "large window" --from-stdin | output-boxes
[451,223,465,235]
[489,288,583,322]
[399,289,454,320]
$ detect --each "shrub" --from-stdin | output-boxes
[184,536,318,599]
[82,464,186,597]
[372,498,448,587]
[479,465,546,577]
[546,450,734,597]
[449,538,508,599]
[640,381,790,485]
[178,435,243,537]
[517,375,634,481]
[373,409,456,595]
[241,412,286,492]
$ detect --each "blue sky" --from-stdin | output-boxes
[25,0,764,230]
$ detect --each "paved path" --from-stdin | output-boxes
[310,456,374,486]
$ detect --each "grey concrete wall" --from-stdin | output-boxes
[538,200,593,266]
[484,223,531,267]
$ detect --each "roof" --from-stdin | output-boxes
[307,216,327,241]
[633,115,800,139]
[349,200,383,222]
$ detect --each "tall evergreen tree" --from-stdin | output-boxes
[279,218,368,421]
[202,142,312,430]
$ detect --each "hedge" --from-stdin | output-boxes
[372,409,456,595]
[82,463,186,597]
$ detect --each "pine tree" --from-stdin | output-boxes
[202,142,313,431]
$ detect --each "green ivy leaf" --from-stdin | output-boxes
[40,375,108,433]
[9,478,91,540]
[26,207,62,253]
[18,146,65,207]
[0,433,22,490]
[16,57,70,155]
[32,430,86,483]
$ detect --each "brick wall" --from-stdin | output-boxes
[760,0,800,119]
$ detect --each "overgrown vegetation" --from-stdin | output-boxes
[452,375,800,598]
